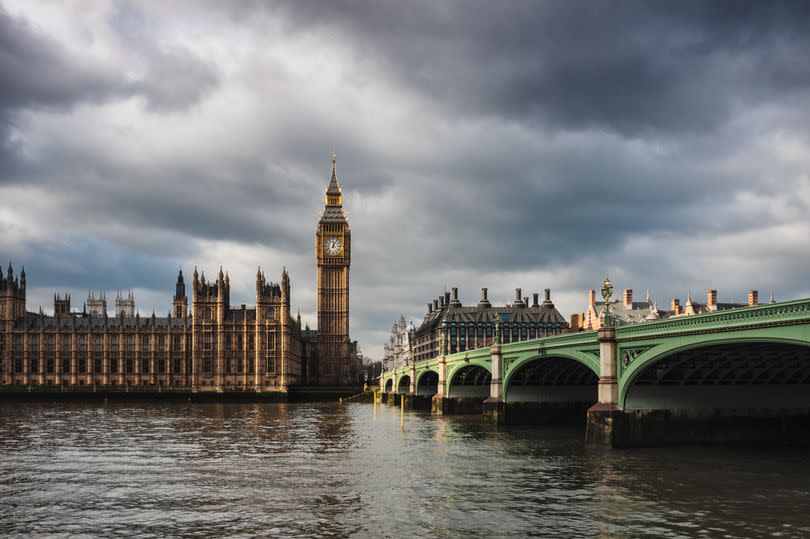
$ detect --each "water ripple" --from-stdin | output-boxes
[1,401,809,537]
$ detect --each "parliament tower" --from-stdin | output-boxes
[315,152,351,385]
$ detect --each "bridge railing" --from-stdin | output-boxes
[381,330,600,380]
[616,298,810,338]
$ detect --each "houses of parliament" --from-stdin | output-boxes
[0,156,358,390]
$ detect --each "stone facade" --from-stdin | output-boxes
[0,157,358,389]
[412,287,568,363]
[382,315,415,372]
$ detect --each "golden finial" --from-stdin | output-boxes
[330,149,336,164]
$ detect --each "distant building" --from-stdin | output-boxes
[382,315,415,371]
[115,291,136,318]
[85,291,107,317]
[570,288,764,331]
[412,287,568,363]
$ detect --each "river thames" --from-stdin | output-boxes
[1,401,809,538]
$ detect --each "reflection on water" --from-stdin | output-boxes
[1,401,809,538]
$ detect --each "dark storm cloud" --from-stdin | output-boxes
[273,0,810,135]
[0,4,219,152]
[0,9,119,110]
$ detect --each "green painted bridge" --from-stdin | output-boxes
[380,298,810,446]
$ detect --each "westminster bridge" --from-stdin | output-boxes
[380,298,810,447]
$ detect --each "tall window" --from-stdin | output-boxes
[79,335,87,352]
[46,335,55,352]
[31,335,40,353]
[94,335,102,352]
[126,335,134,352]
[110,336,118,352]
[141,335,150,353]
[173,335,181,352]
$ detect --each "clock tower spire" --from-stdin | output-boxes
[316,151,351,385]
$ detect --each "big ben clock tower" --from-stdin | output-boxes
[316,151,351,385]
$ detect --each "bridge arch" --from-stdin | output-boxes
[396,375,411,394]
[415,369,439,396]
[503,353,599,404]
[384,378,393,393]
[447,363,491,399]
[620,339,810,410]
[503,351,599,402]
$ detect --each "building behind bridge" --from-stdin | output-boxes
[382,315,415,372]
[411,287,568,363]
[570,287,770,331]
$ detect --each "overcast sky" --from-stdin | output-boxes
[2,1,810,359]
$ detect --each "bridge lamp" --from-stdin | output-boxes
[440,320,448,355]
[601,277,614,327]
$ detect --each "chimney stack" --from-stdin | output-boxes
[588,289,596,306]
[479,287,491,307]
[623,288,633,307]
[544,288,551,304]
[707,289,717,310]
[514,288,524,307]
[439,296,445,309]
[451,287,461,307]
[748,289,759,307]
[428,303,433,314]
[671,298,682,315]
[433,299,439,311]
[444,291,451,306]
[532,293,539,307]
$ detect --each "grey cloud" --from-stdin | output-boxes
[271,1,810,135]
[131,46,220,112]
[3,1,810,360]
[0,5,218,116]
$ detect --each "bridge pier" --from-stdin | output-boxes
[431,354,449,414]
[482,342,506,422]
[586,326,622,446]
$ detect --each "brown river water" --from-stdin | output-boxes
[1,400,809,538]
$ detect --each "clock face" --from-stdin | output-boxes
[325,237,342,256]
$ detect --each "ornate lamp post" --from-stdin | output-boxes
[440,319,448,356]
[601,277,614,327]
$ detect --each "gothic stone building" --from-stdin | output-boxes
[382,315,415,372]
[412,287,568,363]
[0,157,357,390]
